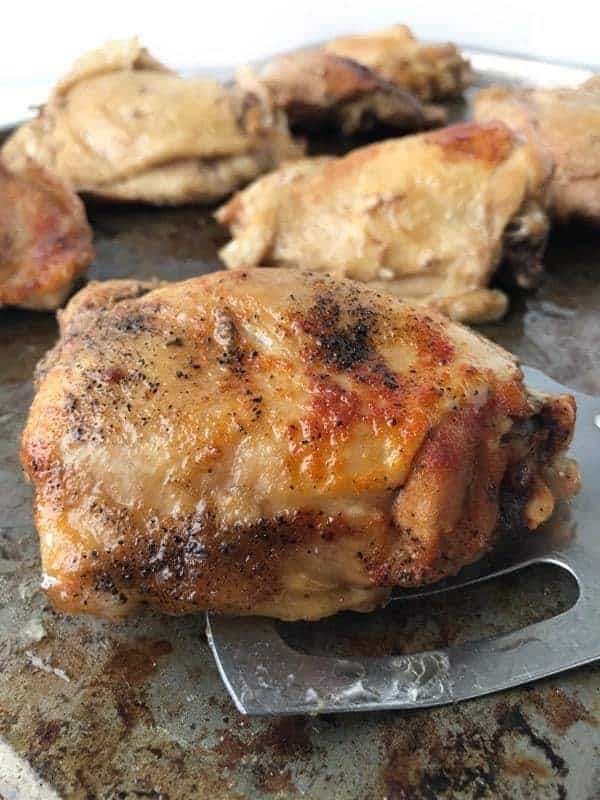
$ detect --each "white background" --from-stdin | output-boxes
[1,1,598,124]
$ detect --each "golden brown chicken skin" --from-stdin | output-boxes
[22,270,578,621]
[325,24,473,102]
[2,39,303,205]
[0,163,93,310]
[217,122,552,323]
[475,78,600,224]
[240,50,444,137]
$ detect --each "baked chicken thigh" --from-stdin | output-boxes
[22,270,578,620]
[217,122,552,323]
[239,50,444,137]
[2,39,303,205]
[325,24,473,102]
[0,163,93,310]
[475,78,600,224]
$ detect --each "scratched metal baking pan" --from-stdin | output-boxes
[1,49,599,800]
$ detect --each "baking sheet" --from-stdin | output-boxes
[1,52,600,800]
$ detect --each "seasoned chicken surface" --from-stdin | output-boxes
[22,270,578,621]
[217,122,552,323]
[2,39,303,205]
[0,163,93,310]
[475,78,600,223]
[241,50,444,137]
[325,24,473,102]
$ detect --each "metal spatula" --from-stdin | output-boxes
[206,367,600,716]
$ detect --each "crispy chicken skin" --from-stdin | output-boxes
[22,269,578,620]
[240,51,444,137]
[325,24,473,102]
[475,78,600,224]
[2,39,303,205]
[0,163,93,310]
[217,122,552,323]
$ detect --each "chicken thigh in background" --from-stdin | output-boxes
[325,24,473,102]
[0,163,93,310]
[475,77,600,224]
[217,122,552,324]
[2,38,304,205]
[239,50,444,139]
